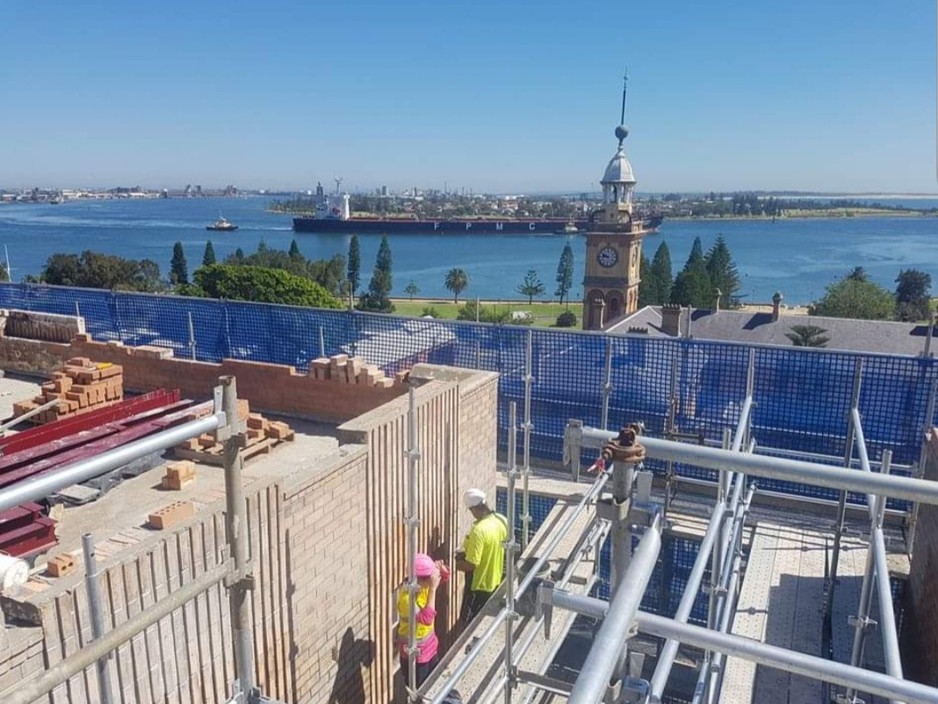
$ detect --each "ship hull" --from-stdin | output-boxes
[293,218,588,234]
[292,215,662,235]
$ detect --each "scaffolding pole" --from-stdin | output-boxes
[478,519,609,704]
[82,533,115,704]
[543,590,938,704]
[573,427,938,506]
[521,329,533,550]
[504,402,519,704]
[0,413,221,513]
[6,562,232,704]
[567,515,662,704]
[427,469,611,704]
[404,382,421,699]
[220,376,256,702]
[648,501,727,702]
[830,360,864,604]
[697,484,757,704]
[601,337,613,430]
[908,378,938,557]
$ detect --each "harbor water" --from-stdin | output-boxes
[1,196,937,305]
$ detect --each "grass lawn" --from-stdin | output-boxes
[390,298,576,328]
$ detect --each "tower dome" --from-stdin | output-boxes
[602,146,636,185]
[600,125,636,211]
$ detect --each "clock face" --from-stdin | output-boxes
[597,246,618,268]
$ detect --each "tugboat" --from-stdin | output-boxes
[206,216,238,232]
[554,222,582,235]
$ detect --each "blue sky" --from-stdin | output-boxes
[0,1,934,193]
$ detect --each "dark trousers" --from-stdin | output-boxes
[400,655,439,688]
[460,587,496,624]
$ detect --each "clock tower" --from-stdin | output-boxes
[582,81,652,330]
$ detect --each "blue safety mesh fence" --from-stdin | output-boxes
[4,283,935,508]
[495,489,557,536]
[593,532,710,625]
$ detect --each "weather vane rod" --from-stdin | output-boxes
[620,68,629,125]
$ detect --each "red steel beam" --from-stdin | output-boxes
[0,389,181,456]
[0,410,201,489]
[0,399,193,476]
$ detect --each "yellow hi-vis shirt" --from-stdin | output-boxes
[463,511,508,592]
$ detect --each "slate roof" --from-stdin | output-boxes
[606,306,936,357]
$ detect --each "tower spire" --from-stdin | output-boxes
[619,68,629,126]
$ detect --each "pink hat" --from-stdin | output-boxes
[414,553,435,578]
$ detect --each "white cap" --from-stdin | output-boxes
[464,488,486,508]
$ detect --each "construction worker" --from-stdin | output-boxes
[456,488,508,623]
[396,553,442,688]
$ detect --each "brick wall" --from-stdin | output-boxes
[0,333,407,424]
[0,362,499,704]
[338,365,499,701]
[902,429,938,686]
[0,309,85,343]
[281,445,372,704]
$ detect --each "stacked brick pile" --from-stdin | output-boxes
[309,354,397,387]
[174,402,295,465]
[12,357,123,424]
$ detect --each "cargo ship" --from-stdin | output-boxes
[291,183,661,235]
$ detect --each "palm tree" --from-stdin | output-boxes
[444,268,469,303]
[785,325,830,348]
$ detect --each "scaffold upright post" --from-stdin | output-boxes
[319,325,325,359]
[220,376,256,702]
[82,533,115,704]
[909,378,938,556]
[844,449,893,703]
[187,311,197,360]
[404,381,421,699]
[830,359,864,607]
[601,336,613,430]
[521,329,533,550]
[504,402,519,703]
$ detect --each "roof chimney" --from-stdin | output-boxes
[772,291,783,322]
[660,304,682,337]
[714,288,722,312]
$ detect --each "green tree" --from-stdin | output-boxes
[202,240,216,267]
[357,236,394,312]
[650,241,673,304]
[555,243,574,307]
[404,281,420,300]
[233,248,245,262]
[41,251,162,292]
[444,268,469,303]
[517,269,545,304]
[190,264,342,308]
[638,253,654,307]
[811,271,895,320]
[785,324,830,347]
[289,239,302,260]
[347,235,361,295]
[671,237,712,308]
[170,241,188,285]
[848,266,868,282]
[895,269,932,321]
[705,235,740,306]
[0,262,9,283]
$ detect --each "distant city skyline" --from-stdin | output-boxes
[0,1,933,193]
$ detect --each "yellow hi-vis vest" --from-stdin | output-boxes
[396,586,433,644]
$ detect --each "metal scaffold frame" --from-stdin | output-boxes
[1,376,283,704]
[428,347,938,704]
